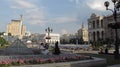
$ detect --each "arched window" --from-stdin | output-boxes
[93,21,95,29]
[93,32,95,41]
[97,31,100,41]
[101,20,103,28]
[101,31,104,40]
[97,20,99,28]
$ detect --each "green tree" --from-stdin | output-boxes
[0,37,8,46]
[92,40,104,50]
[8,33,12,36]
[0,32,4,36]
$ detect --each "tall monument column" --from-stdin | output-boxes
[19,15,23,39]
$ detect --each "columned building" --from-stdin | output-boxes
[29,33,60,44]
[88,13,120,43]
[6,15,26,39]
[88,13,105,42]
[45,33,60,44]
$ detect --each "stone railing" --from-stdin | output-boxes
[0,55,52,61]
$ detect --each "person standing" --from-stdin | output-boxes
[53,41,61,55]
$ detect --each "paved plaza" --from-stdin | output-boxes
[108,64,120,67]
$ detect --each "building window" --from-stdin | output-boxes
[97,31,100,41]
[89,32,91,40]
[101,31,104,40]
[97,20,99,28]
[101,20,103,28]
[110,29,114,40]
[88,22,92,29]
[93,32,95,41]
[93,21,95,29]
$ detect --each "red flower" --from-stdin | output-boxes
[49,58,55,63]
[39,58,47,63]
[0,61,2,65]
[19,59,24,64]
[2,60,10,64]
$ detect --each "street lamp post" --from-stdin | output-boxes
[45,27,52,44]
[104,0,120,59]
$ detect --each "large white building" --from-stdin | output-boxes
[29,33,60,44]
[25,33,60,48]
[45,33,60,44]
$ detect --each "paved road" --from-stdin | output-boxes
[75,50,120,67]
[107,64,120,67]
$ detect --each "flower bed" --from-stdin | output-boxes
[0,54,92,67]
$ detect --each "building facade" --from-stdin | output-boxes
[88,13,120,43]
[45,33,60,44]
[60,34,76,44]
[6,15,26,39]
[104,13,120,43]
[77,23,88,42]
[28,33,60,44]
[88,13,105,42]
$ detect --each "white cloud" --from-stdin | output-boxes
[25,7,46,25]
[69,0,80,5]
[61,29,68,34]
[69,0,110,11]
[86,0,108,11]
[10,6,20,9]
[12,0,35,8]
[51,16,78,23]
[10,0,46,25]
[9,0,79,25]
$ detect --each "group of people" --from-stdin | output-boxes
[39,43,49,55]
[40,43,49,49]
[39,41,61,55]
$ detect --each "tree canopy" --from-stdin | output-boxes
[0,37,8,46]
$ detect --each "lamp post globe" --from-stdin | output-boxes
[112,0,118,3]
[104,1,110,8]
[116,2,120,9]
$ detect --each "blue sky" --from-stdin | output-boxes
[0,0,112,34]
